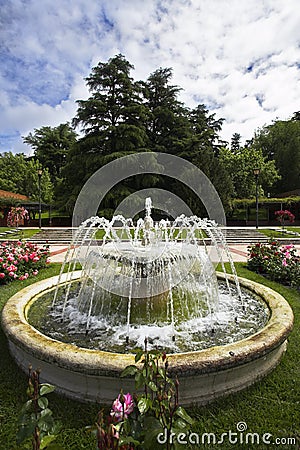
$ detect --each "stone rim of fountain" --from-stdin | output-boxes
[1,271,293,381]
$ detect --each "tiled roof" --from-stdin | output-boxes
[0,189,29,201]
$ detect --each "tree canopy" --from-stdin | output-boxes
[251,117,300,194]
[0,152,53,203]
[23,123,77,181]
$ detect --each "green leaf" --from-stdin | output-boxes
[40,384,55,396]
[38,397,49,410]
[120,364,138,377]
[16,423,36,444]
[175,406,194,425]
[148,381,158,392]
[40,407,53,418]
[143,423,165,449]
[138,397,152,414]
[40,434,56,449]
[19,399,33,416]
[51,421,62,434]
[135,348,144,363]
[119,436,141,446]
[135,371,145,389]
[173,417,189,430]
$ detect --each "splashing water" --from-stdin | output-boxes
[43,198,268,352]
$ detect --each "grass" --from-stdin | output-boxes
[0,263,299,449]
[0,227,41,240]
[288,227,300,233]
[259,227,300,239]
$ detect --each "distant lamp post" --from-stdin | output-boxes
[253,168,260,229]
[37,168,43,229]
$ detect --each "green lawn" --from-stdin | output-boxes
[0,263,299,449]
[288,227,300,233]
[0,227,41,240]
[259,227,300,239]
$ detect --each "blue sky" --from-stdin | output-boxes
[1,0,300,154]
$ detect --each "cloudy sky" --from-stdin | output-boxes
[1,0,300,154]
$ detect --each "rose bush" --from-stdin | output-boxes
[88,342,194,449]
[247,241,300,289]
[274,209,295,229]
[7,206,29,228]
[0,241,50,284]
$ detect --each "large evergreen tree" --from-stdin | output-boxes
[176,105,233,212]
[142,67,190,154]
[72,54,148,158]
[61,55,149,214]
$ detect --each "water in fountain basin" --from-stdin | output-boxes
[28,281,269,353]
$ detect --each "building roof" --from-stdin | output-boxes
[0,189,29,201]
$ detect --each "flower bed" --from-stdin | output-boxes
[247,241,300,289]
[0,241,50,284]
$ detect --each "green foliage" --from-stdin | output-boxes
[230,132,241,152]
[219,146,280,198]
[17,367,62,450]
[251,117,300,194]
[142,67,190,154]
[23,124,77,182]
[0,152,54,204]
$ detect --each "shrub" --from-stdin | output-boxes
[7,206,29,227]
[247,241,300,289]
[274,209,295,228]
[0,241,50,284]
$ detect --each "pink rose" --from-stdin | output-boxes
[110,393,134,421]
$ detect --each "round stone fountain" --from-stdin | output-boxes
[1,199,294,405]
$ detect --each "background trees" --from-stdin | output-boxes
[0,152,53,203]
[251,117,300,194]
[219,146,280,199]
[23,123,77,182]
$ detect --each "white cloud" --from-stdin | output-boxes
[1,0,300,153]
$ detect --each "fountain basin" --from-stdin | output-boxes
[1,272,293,405]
